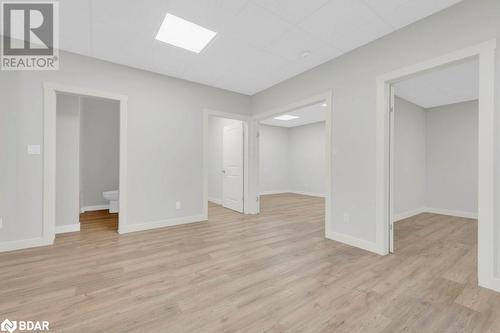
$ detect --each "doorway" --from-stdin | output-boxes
[389,58,479,254]
[376,40,496,291]
[56,93,121,234]
[43,82,128,243]
[203,109,250,219]
[251,91,333,238]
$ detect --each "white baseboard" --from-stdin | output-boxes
[118,214,207,234]
[55,224,80,234]
[0,237,52,253]
[208,197,222,205]
[260,190,290,195]
[425,207,477,219]
[394,207,478,222]
[81,205,109,213]
[260,190,325,198]
[328,231,384,255]
[290,190,325,198]
[393,207,427,222]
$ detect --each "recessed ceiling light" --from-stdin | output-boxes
[155,13,217,53]
[274,115,299,121]
[321,102,327,107]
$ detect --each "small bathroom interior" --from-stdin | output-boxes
[56,93,120,234]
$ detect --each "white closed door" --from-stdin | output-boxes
[222,122,244,213]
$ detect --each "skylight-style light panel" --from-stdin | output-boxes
[274,115,299,121]
[155,13,217,53]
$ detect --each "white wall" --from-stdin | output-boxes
[56,94,80,228]
[0,50,250,245]
[393,98,478,219]
[394,97,427,217]
[250,0,500,255]
[208,117,242,204]
[259,125,289,194]
[288,122,326,196]
[259,122,325,196]
[80,97,120,209]
[426,101,478,215]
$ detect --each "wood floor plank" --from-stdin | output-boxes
[0,194,499,332]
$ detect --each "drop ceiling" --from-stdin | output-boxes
[395,58,479,109]
[260,103,326,127]
[60,0,464,95]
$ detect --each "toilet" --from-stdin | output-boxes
[102,190,119,213]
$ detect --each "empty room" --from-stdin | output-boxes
[1,0,500,332]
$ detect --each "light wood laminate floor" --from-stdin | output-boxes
[1,194,499,332]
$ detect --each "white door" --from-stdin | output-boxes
[222,122,244,213]
[389,85,395,253]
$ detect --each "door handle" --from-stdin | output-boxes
[221,170,226,174]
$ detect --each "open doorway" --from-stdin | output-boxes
[258,102,327,218]
[252,91,333,238]
[207,116,245,214]
[203,110,250,220]
[56,93,121,235]
[377,40,496,291]
[43,83,128,243]
[390,58,479,254]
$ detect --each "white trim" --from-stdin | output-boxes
[0,238,52,253]
[203,109,251,216]
[393,207,477,222]
[43,82,128,250]
[81,205,109,213]
[260,190,290,195]
[424,208,477,220]
[55,224,81,234]
[393,207,427,222]
[118,215,206,234]
[330,232,384,255]
[260,190,326,197]
[290,190,325,198]
[251,91,333,238]
[376,39,497,291]
[208,197,222,205]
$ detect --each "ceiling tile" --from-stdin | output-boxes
[164,0,249,33]
[263,26,343,79]
[299,0,393,53]
[251,0,331,24]
[58,0,465,95]
[224,2,292,49]
[59,0,92,55]
[362,0,464,30]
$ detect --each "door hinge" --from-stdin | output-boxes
[256,131,260,138]
[389,224,393,230]
[256,196,259,202]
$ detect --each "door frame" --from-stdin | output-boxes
[43,81,128,243]
[376,39,497,291]
[202,109,251,218]
[249,91,333,237]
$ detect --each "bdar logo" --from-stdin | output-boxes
[0,319,17,333]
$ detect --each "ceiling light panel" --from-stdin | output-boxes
[274,115,299,121]
[155,13,217,53]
